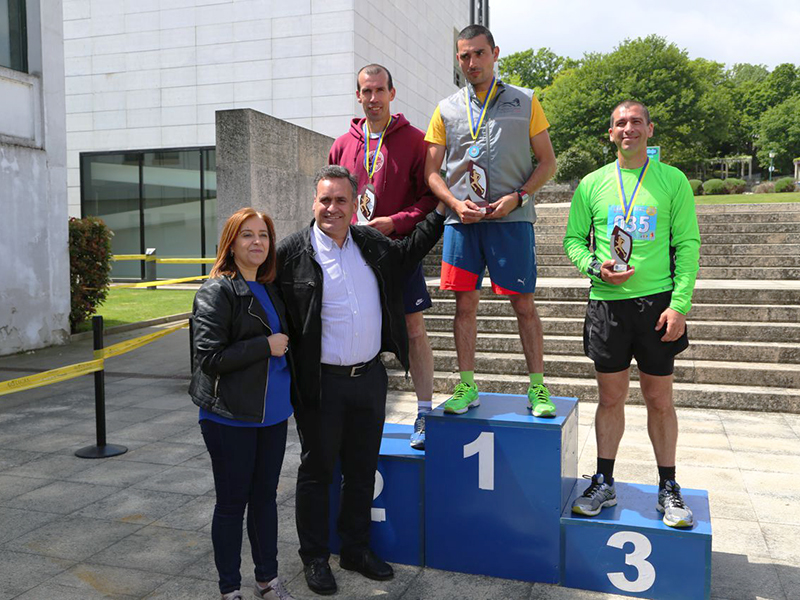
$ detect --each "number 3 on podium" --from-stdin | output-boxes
[606,531,656,593]
[463,432,495,491]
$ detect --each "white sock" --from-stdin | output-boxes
[417,400,432,413]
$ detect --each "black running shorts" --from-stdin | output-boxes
[583,291,689,376]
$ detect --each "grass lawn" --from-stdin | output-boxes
[76,287,196,333]
[696,191,800,204]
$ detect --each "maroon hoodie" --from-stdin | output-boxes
[328,113,438,238]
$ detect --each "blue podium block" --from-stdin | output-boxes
[561,481,712,599]
[329,423,425,566]
[425,393,578,583]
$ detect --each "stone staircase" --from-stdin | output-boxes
[387,202,800,413]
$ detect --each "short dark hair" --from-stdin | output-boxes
[357,63,394,91]
[314,165,358,200]
[610,100,651,128]
[458,24,495,49]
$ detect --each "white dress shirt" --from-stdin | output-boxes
[311,223,382,365]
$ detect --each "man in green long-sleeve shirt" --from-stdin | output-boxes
[563,100,700,528]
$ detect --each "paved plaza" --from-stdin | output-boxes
[0,324,798,599]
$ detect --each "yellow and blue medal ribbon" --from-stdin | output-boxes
[363,116,392,180]
[465,77,498,156]
[615,157,650,223]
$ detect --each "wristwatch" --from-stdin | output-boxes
[515,188,530,208]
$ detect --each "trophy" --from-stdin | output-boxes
[467,162,492,214]
[610,225,633,272]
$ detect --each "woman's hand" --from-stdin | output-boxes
[267,333,289,357]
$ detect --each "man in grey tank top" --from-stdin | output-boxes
[423,24,557,418]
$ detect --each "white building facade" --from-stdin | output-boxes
[63,0,474,224]
[1,0,70,355]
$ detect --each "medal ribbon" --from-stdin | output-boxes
[465,76,498,140]
[615,157,650,223]
[363,116,392,180]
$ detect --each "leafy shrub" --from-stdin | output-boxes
[723,178,746,194]
[555,147,596,182]
[754,182,775,194]
[775,177,797,193]
[688,179,703,195]
[69,217,113,332]
[702,178,727,195]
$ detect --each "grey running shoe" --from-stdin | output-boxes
[222,591,243,600]
[410,412,426,450]
[571,473,617,516]
[657,480,694,528]
[254,577,295,600]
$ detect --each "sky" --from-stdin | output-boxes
[491,0,800,71]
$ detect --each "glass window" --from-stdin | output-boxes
[143,150,203,279]
[0,0,27,73]
[81,153,143,279]
[203,149,217,263]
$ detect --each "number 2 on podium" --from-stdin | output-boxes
[463,431,495,490]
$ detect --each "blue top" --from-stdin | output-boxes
[199,281,293,427]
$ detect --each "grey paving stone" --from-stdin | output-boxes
[774,561,800,600]
[133,465,214,496]
[167,425,207,446]
[112,420,195,443]
[399,566,530,600]
[52,562,171,598]
[4,481,120,514]
[151,494,215,531]
[0,473,49,502]
[761,523,800,563]
[3,453,94,480]
[117,441,206,466]
[106,406,174,423]
[131,395,189,410]
[710,552,786,600]
[529,584,629,599]
[148,409,198,427]
[145,575,219,599]
[0,507,59,544]
[11,582,137,599]
[709,517,771,557]
[178,450,211,470]
[0,549,74,597]
[2,431,92,454]
[9,515,141,561]
[75,487,193,525]
[91,525,211,575]
[67,459,169,487]
[0,448,42,470]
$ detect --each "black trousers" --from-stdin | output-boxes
[294,361,387,563]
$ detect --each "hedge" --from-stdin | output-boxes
[69,217,112,332]
[723,178,746,194]
[775,177,797,193]
[688,179,703,195]
[702,178,726,195]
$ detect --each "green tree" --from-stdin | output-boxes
[498,47,568,91]
[756,94,800,175]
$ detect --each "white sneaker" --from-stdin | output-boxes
[222,591,243,600]
[254,577,295,600]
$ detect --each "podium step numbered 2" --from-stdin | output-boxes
[326,392,712,599]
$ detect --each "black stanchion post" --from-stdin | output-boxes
[75,316,128,459]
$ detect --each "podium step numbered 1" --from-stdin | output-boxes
[326,393,712,599]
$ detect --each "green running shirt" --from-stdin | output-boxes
[563,160,701,314]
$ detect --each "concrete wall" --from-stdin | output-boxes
[62,0,470,218]
[0,0,70,355]
[216,109,332,242]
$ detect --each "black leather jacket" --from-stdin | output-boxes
[188,272,294,422]
[276,211,445,410]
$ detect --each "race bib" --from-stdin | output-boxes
[607,205,657,241]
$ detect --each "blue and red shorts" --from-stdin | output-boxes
[440,222,537,295]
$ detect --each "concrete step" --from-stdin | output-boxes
[384,350,800,388]
[533,222,800,234]
[386,369,800,413]
[528,243,800,256]
[534,232,800,245]
[422,314,800,343]
[425,331,800,364]
[535,202,800,216]
[534,212,800,228]
[425,298,800,323]
[425,279,800,305]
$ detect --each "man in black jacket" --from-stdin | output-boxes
[276,165,444,595]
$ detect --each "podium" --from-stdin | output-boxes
[561,481,712,599]
[424,393,578,582]
[328,423,425,566]
[325,393,712,598]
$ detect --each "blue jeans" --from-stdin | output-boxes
[200,419,288,594]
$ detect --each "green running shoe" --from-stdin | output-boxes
[528,383,556,418]
[443,382,480,414]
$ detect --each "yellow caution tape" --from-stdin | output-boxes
[113,254,147,261]
[0,359,104,396]
[95,322,189,360]
[112,275,209,289]
[155,258,216,264]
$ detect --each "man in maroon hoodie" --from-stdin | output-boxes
[329,64,438,450]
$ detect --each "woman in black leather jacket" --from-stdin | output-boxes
[190,207,295,600]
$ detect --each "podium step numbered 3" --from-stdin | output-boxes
[326,393,712,599]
